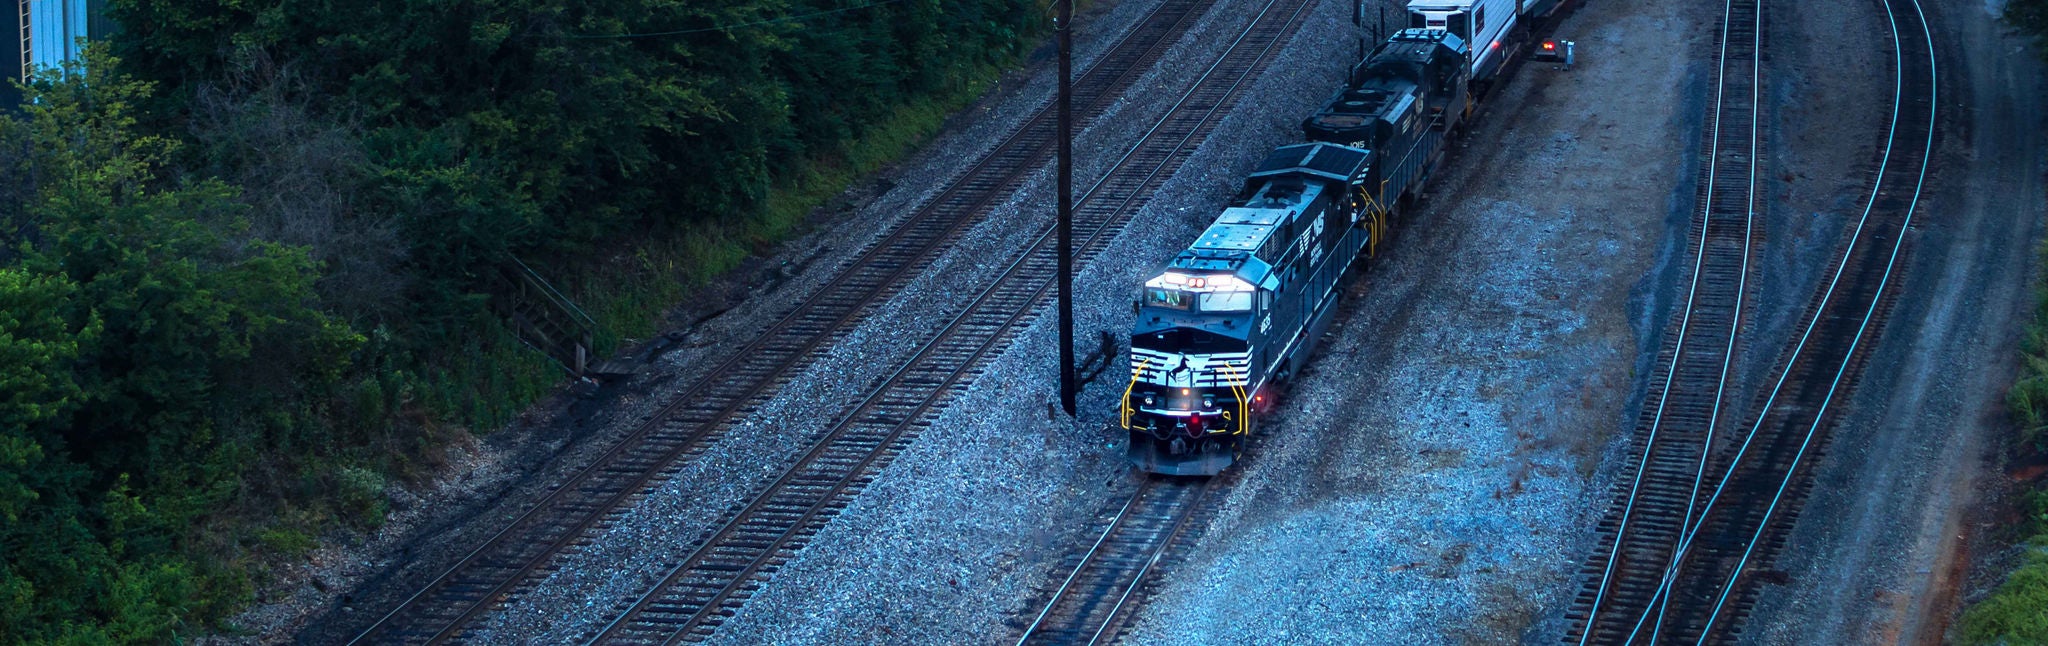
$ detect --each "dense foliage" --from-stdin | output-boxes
[1,0,1045,641]
[0,64,359,643]
[112,0,1042,327]
[2012,0,2048,55]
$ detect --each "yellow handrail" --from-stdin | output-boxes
[1121,356,1149,429]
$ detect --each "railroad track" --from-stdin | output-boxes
[1567,0,1766,640]
[336,2,1215,643]
[1569,0,1937,641]
[581,1,1315,641]
[1014,476,1220,646]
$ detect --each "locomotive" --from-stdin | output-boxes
[1119,27,1485,475]
[1121,142,1377,475]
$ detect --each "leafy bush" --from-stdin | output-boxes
[0,54,354,643]
[334,466,388,529]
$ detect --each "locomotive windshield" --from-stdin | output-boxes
[1144,288,1190,310]
[1199,291,1253,312]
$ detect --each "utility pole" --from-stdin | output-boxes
[1056,0,1078,416]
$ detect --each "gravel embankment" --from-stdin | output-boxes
[460,0,1353,639]
[695,0,1366,642]
[1115,0,1716,641]
[272,0,1174,642]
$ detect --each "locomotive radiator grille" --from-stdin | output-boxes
[1130,347,1252,387]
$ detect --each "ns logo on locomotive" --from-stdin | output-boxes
[1121,0,1567,475]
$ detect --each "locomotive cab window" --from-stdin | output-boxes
[1200,291,1253,312]
[1145,288,1190,310]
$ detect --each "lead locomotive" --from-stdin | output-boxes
[1121,29,1473,475]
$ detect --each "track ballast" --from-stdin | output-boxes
[581,1,1316,641]
[335,2,1216,642]
[1569,0,1937,641]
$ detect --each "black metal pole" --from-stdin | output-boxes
[1057,0,1078,416]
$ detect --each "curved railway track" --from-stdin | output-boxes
[1013,477,1220,646]
[336,2,1216,643]
[584,2,1314,641]
[1569,0,1765,640]
[1571,0,1937,641]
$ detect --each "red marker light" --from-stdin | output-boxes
[1543,41,1556,50]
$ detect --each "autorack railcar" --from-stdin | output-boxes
[1404,0,1570,82]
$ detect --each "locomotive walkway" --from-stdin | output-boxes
[1569,0,1937,640]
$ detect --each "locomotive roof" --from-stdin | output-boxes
[1405,1,1483,12]
[1250,142,1370,184]
[1368,29,1469,69]
[1319,84,1419,127]
[1166,143,1369,283]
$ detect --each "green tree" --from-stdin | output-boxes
[0,53,361,642]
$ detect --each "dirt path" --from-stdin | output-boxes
[1737,0,2047,642]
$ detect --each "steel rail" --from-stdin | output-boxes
[1014,481,1155,645]
[1575,0,1763,638]
[339,3,1213,643]
[1613,0,1937,639]
[584,0,1311,641]
[1650,0,1763,638]
[1008,478,1214,646]
[1080,481,1212,646]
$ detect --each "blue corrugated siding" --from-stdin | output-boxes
[23,0,89,77]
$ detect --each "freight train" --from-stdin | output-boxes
[1120,0,1568,475]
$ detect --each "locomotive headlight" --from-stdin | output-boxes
[1202,394,1215,409]
[1143,394,1156,406]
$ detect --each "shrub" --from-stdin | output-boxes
[334,466,388,529]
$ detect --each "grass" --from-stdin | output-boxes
[421,321,564,431]
[1958,492,2048,644]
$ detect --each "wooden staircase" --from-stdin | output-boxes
[492,257,598,376]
